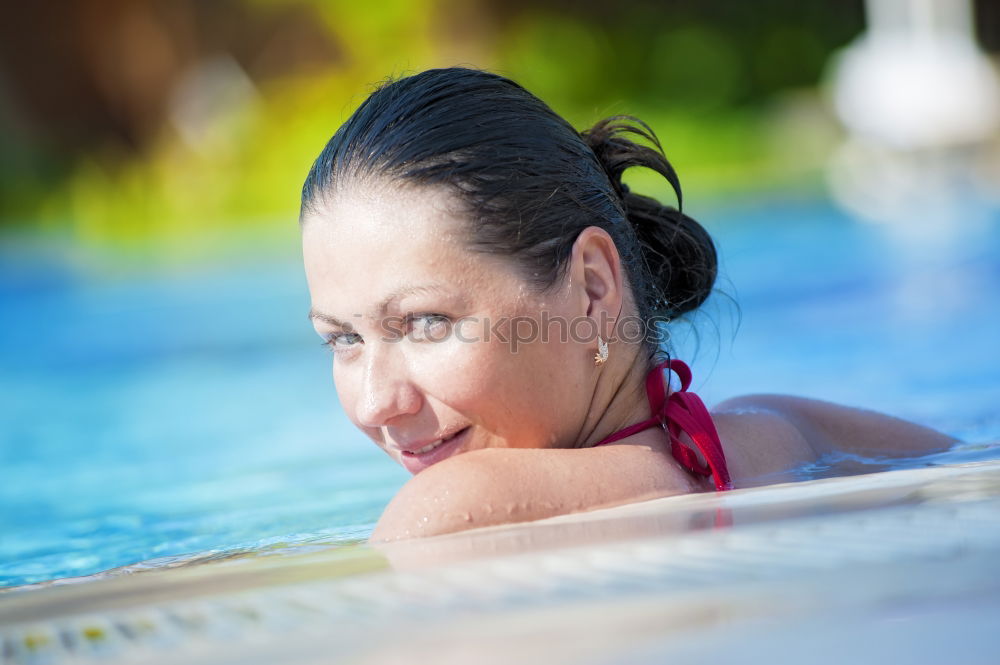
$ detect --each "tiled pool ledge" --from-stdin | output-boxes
[2,460,999,664]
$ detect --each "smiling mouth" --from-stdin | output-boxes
[403,427,470,456]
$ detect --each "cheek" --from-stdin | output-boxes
[415,321,578,444]
[330,363,367,430]
[331,363,348,402]
[509,333,581,414]
[409,337,489,410]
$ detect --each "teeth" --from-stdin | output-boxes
[412,428,465,455]
[414,439,444,454]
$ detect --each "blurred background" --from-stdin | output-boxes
[2,0,1000,587]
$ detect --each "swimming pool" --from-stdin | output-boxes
[2,195,999,588]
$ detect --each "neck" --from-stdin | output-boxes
[574,345,657,448]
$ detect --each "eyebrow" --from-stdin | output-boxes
[308,283,451,327]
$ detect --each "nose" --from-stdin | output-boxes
[354,345,422,428]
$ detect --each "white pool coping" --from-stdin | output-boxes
[2,460,999,664]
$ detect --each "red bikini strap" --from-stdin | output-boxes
[658,360,732,491]
[590,359,733,492]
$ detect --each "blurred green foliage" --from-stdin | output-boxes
[0,0,861,251]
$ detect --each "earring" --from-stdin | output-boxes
[594,335,609,366]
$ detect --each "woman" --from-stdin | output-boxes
[300,67,958,542]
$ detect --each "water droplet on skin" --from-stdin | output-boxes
[420,515,429,524]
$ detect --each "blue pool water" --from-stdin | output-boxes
[2,197,999,588]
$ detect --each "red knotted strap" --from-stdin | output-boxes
[593,359,733,492]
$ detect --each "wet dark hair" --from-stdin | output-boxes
[300,67,717,354]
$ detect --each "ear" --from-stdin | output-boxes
[569,226,624,337]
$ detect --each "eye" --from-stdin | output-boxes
[406,313,451,342]
[320,331,363,354]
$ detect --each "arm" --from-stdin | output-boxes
[369,444,695,542]
[713,393,960,459]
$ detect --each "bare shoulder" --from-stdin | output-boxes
[705,402,817,482]
[370,444,697,542]
[713,393,959,459]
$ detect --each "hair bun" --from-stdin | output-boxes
[580,115,682,211]
[581,116,716,319]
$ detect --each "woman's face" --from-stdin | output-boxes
[302,181,593,474]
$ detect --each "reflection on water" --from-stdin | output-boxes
[749,439,1000,487]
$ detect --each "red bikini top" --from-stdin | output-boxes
[592,358,733,491]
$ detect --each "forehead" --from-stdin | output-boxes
[303,182,474,277]
[302,182,521,315]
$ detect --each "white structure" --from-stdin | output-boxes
[825,0,1000,226]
